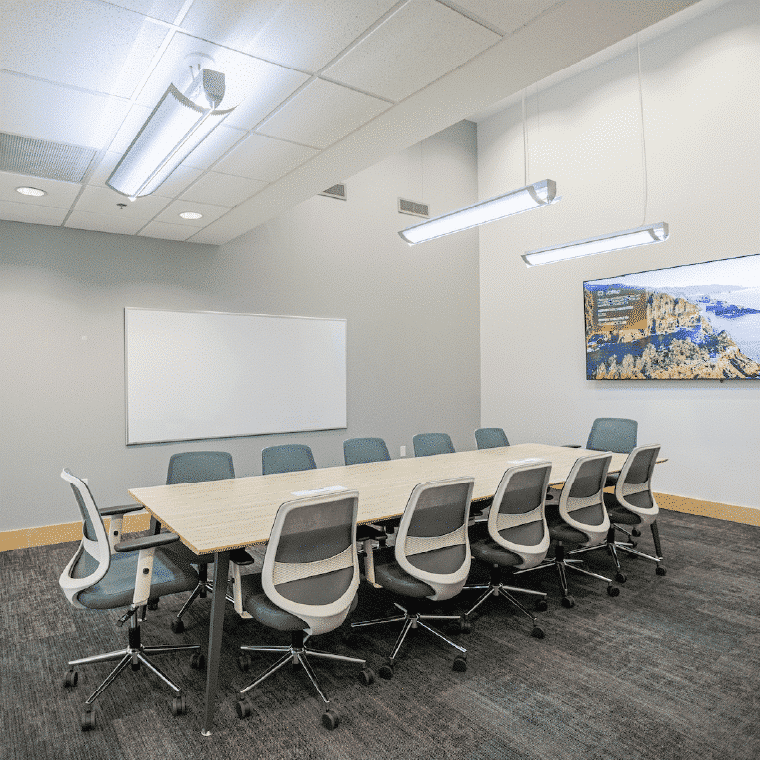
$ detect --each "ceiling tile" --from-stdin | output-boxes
[0,1,169,99]
[138,220,197,241]
[451,1,563,35]
[105,1,188,24]
[0,200,68,226]
[258,79,390,149]
[214,134,319,183]
[0,171,81,207]
[153,199,230,227]
[182,124,247,171]
[73,185,171,218]
[65,209,147,235]
[324,0,500,101]
[180,172,267,207]
[0,73,130,150]
[180,0,398,72]
[186,226,232,245]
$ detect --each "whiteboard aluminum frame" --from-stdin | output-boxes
[124,307,347,445]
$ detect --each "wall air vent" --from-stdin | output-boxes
[398,198,429,218]
[320,183,347,200]
[0,132,97,183]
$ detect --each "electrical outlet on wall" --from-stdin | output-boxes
[400,446,406,457]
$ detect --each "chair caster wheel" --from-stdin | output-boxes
[237,654,252,672]
[615,572,627,583]
[629,541,638,549]
[656,566,667,576]
[561,596,575,609]
[322,708,340,730]
[379,662,394,680]
[131,661,141,671]
[458,617,471,634]
[535,599,548,612]
[64,669,78,687]
[236,696,252,719]
[171,695,187,716]
[170,618,185,634]
[190,652,206,671]
[359,667,375,686]
[531,625,545,639]
[607,585,620,597]
[631,528,641,537]
[452,655,467,672]
[80,709,96,731]
[147,599,159,611]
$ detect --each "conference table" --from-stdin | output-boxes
[128,443,629,735]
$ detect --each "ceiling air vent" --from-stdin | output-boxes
[398,198,429,218]
[0,132,97,183]
[320,183,347,200]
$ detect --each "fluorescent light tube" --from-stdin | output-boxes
[399,179,557,244]
[107,70,233,200]
[523,222,669,266]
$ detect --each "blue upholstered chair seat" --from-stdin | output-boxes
[73,550,199,610]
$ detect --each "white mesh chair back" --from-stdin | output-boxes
[488,462,551,569]
[586,418,638,454]
[262,491,360,636]
[613,445,660,526]
[557,453,612,547]
[59,469,111,608]
[395,477,474,601]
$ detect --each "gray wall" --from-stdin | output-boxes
[478,0,760,509]
[0,121,480,532]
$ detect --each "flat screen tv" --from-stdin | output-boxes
[584,253,760,380]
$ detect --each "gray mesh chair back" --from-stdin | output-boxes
[166,451,234,484]
[412,433,455,457]
[557,453,612,547]
[262,444,317,475]
[395,477,474,601]
[343,437,391,465]
[586,418,638,453]
[488,462,551,568]
[475,427,509,449]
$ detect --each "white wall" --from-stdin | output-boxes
[479,0,760,509]
[0,121,480,532]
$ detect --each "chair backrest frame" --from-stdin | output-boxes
[612,444,660,525]
[394,477,474,601]
[557,453,612,547]
[475,427,509,450]
[343,437,390,466]
[261,444,317,475]
[166,451,234,484]
[412,433,455,458]
[488,461,551,569]
[586,418,638,454]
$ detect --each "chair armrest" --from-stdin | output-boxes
[99,503,143,517]
[114,532,181,553]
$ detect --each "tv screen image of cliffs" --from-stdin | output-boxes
[583,254,760,380]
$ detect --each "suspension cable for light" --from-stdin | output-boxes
[523,36,669,266]
[398,179,558,244]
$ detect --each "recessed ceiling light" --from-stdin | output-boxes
[179,211,203,220]
[16,186,46,197]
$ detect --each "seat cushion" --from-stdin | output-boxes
[374,561,435,599]
[75,549,199,610]
[546,516,588,546]
[471,539,521,567]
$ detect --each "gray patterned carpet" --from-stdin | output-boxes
[2,509,759,760]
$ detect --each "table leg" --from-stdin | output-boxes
[201,550,230,736]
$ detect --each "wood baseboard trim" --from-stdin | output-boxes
[655,493,760,526]
[0,512,152,553]
[1,494,758,552]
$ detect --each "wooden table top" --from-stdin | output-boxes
[128,443,629,555]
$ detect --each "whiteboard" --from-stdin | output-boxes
[125,308,347,445]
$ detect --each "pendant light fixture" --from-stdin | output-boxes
[523,36,669,266]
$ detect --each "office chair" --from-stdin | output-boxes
[463,462,551,638]
[475,427,510,449]
[159,451,247,633]
[351,477,474,678]
[604,444,666,576]
[261,443,317,475]
[59,469,203,730]
[232,491,374,730]
[514,453,620,607]
[586,417,638,454]
[412,433,455,457]
[343,436,391,465]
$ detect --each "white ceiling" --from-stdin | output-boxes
[0,0,700,245]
